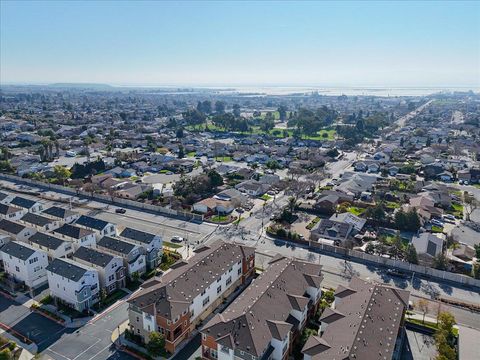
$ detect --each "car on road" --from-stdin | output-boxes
[236,207,244,213]
[171,236,184,243]
[115,208,126,214]
[386,269,409,279]
[431,219,444,227]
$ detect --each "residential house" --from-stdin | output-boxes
[9,196,44,213]
[235,180,270,197]
[42,206,79,224]
[303,277,409,360]
[314,191,354,214]
[0,241,48,289]
[52,223,96,249]
[0,203,26,221]
[46,258,100,312]
[0,219,35,242]
[72,246,126,293]
[19,212,61,232]
[28,232,74,260]
[75,215,117,238]
[127,242,255,354]
[192,198,234,215]
[119,227,162,269]
[310,219,353,245]
[115,183,151,200]
[411,233,445,264]
[329,212,366,233]
[97,236,147,277]
[214,188,247,208]
[201,256,323,360]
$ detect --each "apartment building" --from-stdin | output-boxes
[28,232,74,260]
[0,241,48,289]
[119,227,162,269]
[0,219,35,242]
[46,257,100,312]
[0,203,26,221]
[72,246,126,293]
[97,236,147,277]
[128,242,255,354]
[302,277,410,360]
[75,215,116,238]
[52,223,96,249]
[201,256,323,360]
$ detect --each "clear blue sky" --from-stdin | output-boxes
[1,0,479,87]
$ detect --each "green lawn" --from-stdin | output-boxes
[431,225,444,233]
[447,203,464,218]
[163,241,182,249]
[347,206,365,216]
[210,215,229,222]
[306,217,321,230]
[260,194,272,201]
[215,156,232,162]
[385,201,401,209]
[473,184,480,189]
[186,151,196,157]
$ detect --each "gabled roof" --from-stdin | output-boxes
[20,212,53,227]
[120,227,157,244]
[76,215,111,231]
[201,257,323,357]
[73,246,114,268]
[0,219,26,235]
[46,258,90,282]
[42,206,77,219]
[0,203,23,216]
[129,242,254,321]
[53,223,94,239]
[29,232,65,250]
[10,196,37,209]
[97,236,136,255]
[0,241,36,260]
[302,335,331,356]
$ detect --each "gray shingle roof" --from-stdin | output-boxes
[97,236,136,255]
[76,215,110,231]
[46,258,88,282]
[73,246,114,268]
[10,196,37,209]
[0,203,23,216]
[0,219,26,235]
[42,206,77,220]
[120,228,156,244]
[53,223,94,239]
[29,232,65,250]
[20,213,53,227]
[0,241,36,260]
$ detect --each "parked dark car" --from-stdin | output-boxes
[115,208,126,214]
[386,269,409,279]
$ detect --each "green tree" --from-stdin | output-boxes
[232,104,241,117]
[146,331,165,357]
[434,312,457,360]
[178,145,185,159]
[207,169,223,188]
[53,165,71,186]
[405,244,418,264]
[277,105,287,121]
[432,253,449,270]
[215,100,226,114]
[0,348,11,360]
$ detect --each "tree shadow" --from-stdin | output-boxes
[438,282,453,295]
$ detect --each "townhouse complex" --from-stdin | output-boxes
[127,241,255,353]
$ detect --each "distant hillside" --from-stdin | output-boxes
[48,83,113,90]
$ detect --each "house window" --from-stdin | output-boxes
[15,266,19,272]
[238,268,242,275]
[202,296,210,306]
[210,349,218,359]
[136,317,140,322]
[202,334,206,341]
[226,276,232,286]
[217,286,222,294]
[201,289,206,296]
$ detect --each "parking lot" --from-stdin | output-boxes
[0,295,70,352]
